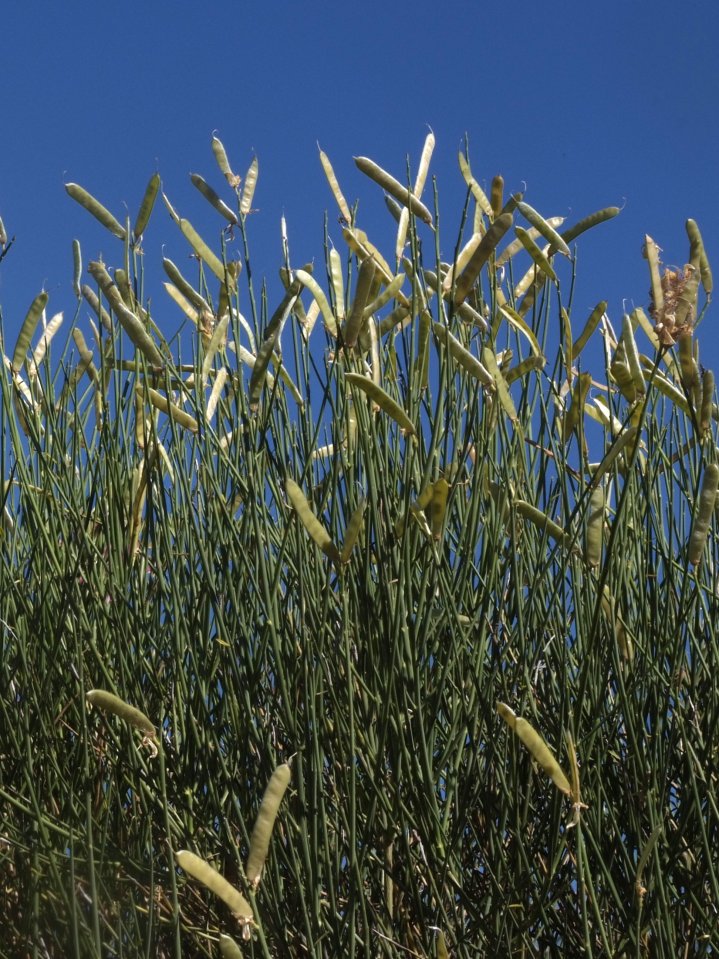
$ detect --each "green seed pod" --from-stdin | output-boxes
[490,175,504,219]
[700,369,714,434]
[212,135,241,189]
[286,477,341,563]
[88,262,165,367]
[12,292,48,372]
[190,173,238,225]
[585,484,606,568]
[514,500,573,550]
[497,702,571,795]
[517,201,570,257]
[295,269,338,338]
[175,850,253,923]
[433,323,494,387]
[343,257,376,348]
[622,313,645,396]
[318,146,352,223]
[133,172,161,239]
[245,763,291,887]
[219,934,244,958]
[340,498,367,564]
[514,226,557,281]
[354,155,433,226]
[688,463,719,566]
[65,183,126,240]
[240,156,258,215]
[179,218,232,285]
[457,151,493,217]
[452,213,513,306]
[572,301,607,359]
[429,479,449,541]
[686,218,713,296]
[344,372,416,435]
[562,372,592,442]
[143,386,198,433]
[560,206,620,245]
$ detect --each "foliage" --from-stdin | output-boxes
[1,136,717,957]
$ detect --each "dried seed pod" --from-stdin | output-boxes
[497,702,571,795]
[190,173,238,225]
[175,850,253,924]
[245,763,291,887]
[212,135,241,189]
[240,157,258,215]
[318,146,352,223]
[517,201,570,257]
[354,155,434,226]
[452,213,513,306]
[65,183,127,239]
[688,464,719,566]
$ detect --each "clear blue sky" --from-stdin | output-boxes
[1,1,717,370]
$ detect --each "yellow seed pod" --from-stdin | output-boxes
[328,248,346,323]
[688,464,719,566]
[179,218,231,285]
[429,479,449,541]
[12,292,48,373]
[457,152,493,218]
[143,386,198,433]
[295,269,338,338]
[72,239,82,298]
[162,257,211,312]
[86,689,155,737]
[504,355,546,385]
[453,213,513,306]
[318,146,352,223]
[354,155,433,226]
[433,323,494,387]
[240,156,258,215]
[133,172,161,239]
[585,483,606,568]
[572,301,607,360]
[686,218,712,296]
[175,850,253,924]
[285,478,341,564]
[245,763,291,887]
[700,370,714,434]
[344,372,416,435]
[340,498,367,564]
[490,175,504,219]
[514,226,558,281]
[643,235,664,319]
[65,183,126,240]
[219,933,244,957]
[562,372,592,442]
[516,201,570,257]
[514,500,574,551]
[190,173,238,225]
[212,135,241,189]
[344,257,376,348]
[497,702,571,795]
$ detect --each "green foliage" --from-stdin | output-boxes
[1,137,718,957]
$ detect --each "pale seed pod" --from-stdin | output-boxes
[685,218,712,296]
[572,301,607,359]
[457,152,493,217]
[249,330,280,411]
[285,478,341,563]
[245,763,291,887]
[12,292,48,372]
[589,426,638,487]
[481,347,517,422]
[490,175,504,219]
[179,218,231,285]
[88,262,165,367]
[514,226,557,281]
[562,372,592,442]
[560,206,620,245]
[688,463,719,566]
[143,386,198,433]
[205,367,227,422]
[212,136,241,189]
[162,258,211,312]
[496,220,564,268]
[133,172,161,239]
[65,183,126,239]
[295,269,338,338]
[0,216,6,246]
[432,323,494,387]
[497,304,542,357]
[621,314,645,396]
[514,500,574,551]
[344,257,376,348]
[344,372,416,435]
[190,173,238,225]
[86,689,155,738]
[328,248,346,323]
[504,354,546,385]
[31,311,64,373]
[452,213,513,306]
[318,146,352,223]
[585,483,606,568]
[429,479,449,541]
[395,129,435,257]
[363,272,405,320]
[240,157,258,215]
[175,850,253,923]
[354,155,433,226]
[700,369,714,434]
[72,240,82,298]
[497,702,571,795]
[643,235,664,320]
[517,201,570,257]
[219,934,244,958]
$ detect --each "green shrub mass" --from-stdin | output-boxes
[1,138,717,957]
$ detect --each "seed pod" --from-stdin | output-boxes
[457,152,493,217]
[175,850,253,923]
[179,218,231,285]
[86,689,157,755]
[517,201,570,257]
[133,172,161,239]
[585,483,606,568]
[65,183,126,239]
[319,146,352,223]
[490,175,504,219]
[429,479,449,541]
[340,498,367,564]
[504,354,546,385]
[589,426,638,487]
[162,258,211,312]
[688,463,719,566]
[433,323,494,387]
[143,386,198,433]
[285,477,341,563]
[562,372,592,442]
[452,213,513,306]
[295,269,338,338]
[514,500,574,550]
[514,226,558,281]
[88,262,165,367]
[686,218,712,296]
[0,216,6,246]
[643,235,664,320]
[219,934,244,958]
[354,155,433,226]
[245,763,291,887]
[12,292,48,372]
[344,372,416,435]
[560,206,620,245]
[700,369,714,434]
[240,157,258,215]
[344,258,376,348]
[622,313,645,396]
[497,304,542,357]
[481,347,517,422]
[395,130,435,257]
[363,271,405,320]
[497,702,571,795]
[249,330,280,411]
[72,240,82,298]
[572,301,607,359]
[212,136,241,189]
[190,173,238,225]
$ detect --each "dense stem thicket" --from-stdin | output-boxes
[1,138,717,957]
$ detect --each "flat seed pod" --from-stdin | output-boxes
[363,272,405,321]
[497,702,571,795]
[240,157,258,215]
[481,347,517,422]
[560,206,620,245]
[245,763,291,887]
[517,201,570,257]
[585,484,606,568]
[65,183,127,240]
[686,218,713,295]
[452,213,513,306]
[344,372,416,435]
[190,173,238,225]
[562,372,592,442]
[212,136,241,189]
[143,386,198,433]
[395,130,434,258]
[432,323,494,387]
[162,258,211,312]
[497,304,542,357]
[688,464,719,566]
[286,477,341,563]
[180,218,231,285]
[572,301,607,359]
[643,235,664,320]
[175,850,253,923]
[31,312,64,372]
[318,146,352,223]
[514,500,573,550]
[589,426,638,487]
[12,292,48,372]
[340,498,367,564]
[219,934,244,958]
[429,479,449,541]
[514,226,558,281]
[700,370,714,434]
[504,354,546,385]
[133,172,161,238]
[457,152,493,218]
[72,240,82,298]
[86,689,155,736]
[344,258,376,348]
[490,175,504,218]
[354,155,433,226]
[249,330,280,411]
[295,269,338,338]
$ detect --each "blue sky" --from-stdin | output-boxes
[1,1,717,372]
